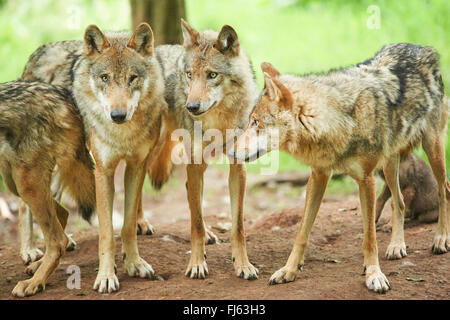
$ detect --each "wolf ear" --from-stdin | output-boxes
[215,25,240,56]
[261,62,280,79]
[128,23,154,57]
[181,19,200,49]
[84,25,110,57]
[263,72,293,109]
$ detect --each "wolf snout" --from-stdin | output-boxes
[186,101,201,114]
[110,110,127,124]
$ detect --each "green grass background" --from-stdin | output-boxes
[0,0,448,193]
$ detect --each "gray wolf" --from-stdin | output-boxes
[147,19,260,280]
[20,31,157,268]
[23,23,168,293]
[376,153,439,224]
[0,81,95,297]
[71,23,168,293]
[230,43,449,293]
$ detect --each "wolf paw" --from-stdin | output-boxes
[432,233,449,254]
[185,256,209,279]
[66,234,77,251]
[137,219,155,236]
[93,273,120,294]
[205,228,219,245]
[385,242,407,260]
[20,248,44,265]
[269,266,299,285]
[234,262,259,280]
[365,265,390,294]
[125,257,155,279]
[12,279,45,297]
[25,260,42,276]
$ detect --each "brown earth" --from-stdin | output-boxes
[0,165,448,300]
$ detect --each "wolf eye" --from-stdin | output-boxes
[186,71,192,79]
[129,75,138,85]
[100,74,109,83]
[208,72,218,79]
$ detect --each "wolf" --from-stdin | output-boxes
[0,81,96,297]
[71,23,170,293]
[23,23,168,293]
[20,34,157,266]
[376,153,439,224]
[146,20,260,280]
[229,43,449,293]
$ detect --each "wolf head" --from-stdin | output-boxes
[83,23,157,124]
[179,19,253,118]
[229,62,294,162]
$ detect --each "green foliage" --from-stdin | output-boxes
[0,0,131,83]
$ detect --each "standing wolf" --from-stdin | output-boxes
[23,23,168,293]
[146,20,260,280]
[230,43,448,293]
[0,81,95,297]
[75,23,168,293]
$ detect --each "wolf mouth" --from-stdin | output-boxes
[189,100,218,117]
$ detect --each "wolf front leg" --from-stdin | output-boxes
[122,159,155,279]
[228,163,258,280]
[357,171,390,293]
[269,169,330,285]
[185,163,209,279]
[93,162,119,294]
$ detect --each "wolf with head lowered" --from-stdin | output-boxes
[230,43,449,293]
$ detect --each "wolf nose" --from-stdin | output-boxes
[186,102,201,113]
[110,110,127,124]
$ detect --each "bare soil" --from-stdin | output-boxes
[0,166,448,300]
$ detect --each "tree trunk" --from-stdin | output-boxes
[130,0,186,46]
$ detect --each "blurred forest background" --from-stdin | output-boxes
[0,0,448,190]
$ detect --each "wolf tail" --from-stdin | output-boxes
[56,145,96,223]
[147,113,179,190]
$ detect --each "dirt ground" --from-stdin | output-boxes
[0,165,448,300]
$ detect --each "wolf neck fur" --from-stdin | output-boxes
[279,77,355,167]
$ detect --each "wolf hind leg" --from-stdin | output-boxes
[382,153,407,260]
[19,200,44,265]
[11,166,68,298]
[422,132,450,254]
